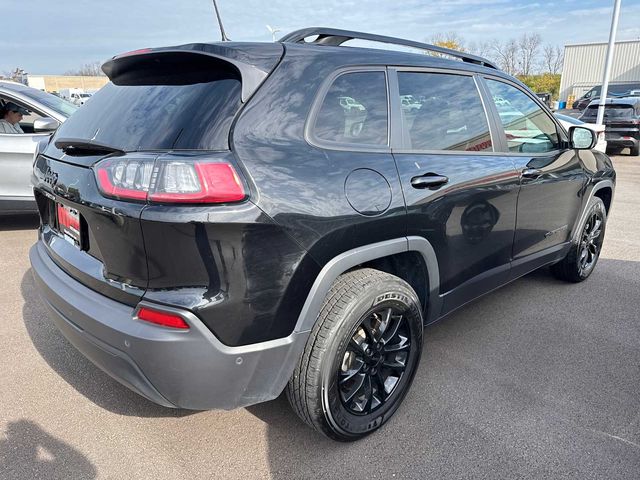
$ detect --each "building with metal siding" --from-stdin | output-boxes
[559,40,640,102]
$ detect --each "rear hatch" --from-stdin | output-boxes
[33,43,283,305]
[581,103,640,142]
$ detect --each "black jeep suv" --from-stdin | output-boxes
[30,28,615,441]
[579,97,640,156]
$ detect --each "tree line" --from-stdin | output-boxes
[430,32,564,76]
[430,32,564,98]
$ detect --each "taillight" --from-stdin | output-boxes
[136,306,190,329]
[94,157,245,204]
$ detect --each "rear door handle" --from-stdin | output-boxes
[411,173,449,189]
[521,168,542,179]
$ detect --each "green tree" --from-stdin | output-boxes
[517,73,561,100]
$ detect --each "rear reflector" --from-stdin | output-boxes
[137,306,190,329]
[94,157,245,204]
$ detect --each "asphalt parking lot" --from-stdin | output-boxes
[1,153,639,480]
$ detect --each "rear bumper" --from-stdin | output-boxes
[30,240,308,410]
[606,138,638,148]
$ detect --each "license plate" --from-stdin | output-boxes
[56,203,82,247]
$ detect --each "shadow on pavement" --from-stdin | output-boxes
[20,269,193,418]
[0,214,39,231]
[0,419,96,480]
[249,259,640,479]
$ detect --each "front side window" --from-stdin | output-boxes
[486,79,560,154]
[313,71,388,147]
[397,72,492,152]
[0,95,44,133]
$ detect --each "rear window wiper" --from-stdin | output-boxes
[55,137,125,156]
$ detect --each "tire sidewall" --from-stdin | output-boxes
[319,279,423,440]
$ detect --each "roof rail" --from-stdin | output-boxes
[279,27,498,70]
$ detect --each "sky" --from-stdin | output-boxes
[3,0,640,74]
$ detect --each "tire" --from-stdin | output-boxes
[551,196,607,282]
[286,268,423,441]
[630,142,639,157]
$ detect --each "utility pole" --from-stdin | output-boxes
[596,0,622,125]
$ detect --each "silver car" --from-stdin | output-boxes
[0,81,77,214]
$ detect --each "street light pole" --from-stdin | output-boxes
[596,0,622,125]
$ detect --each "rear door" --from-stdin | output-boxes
[389,69,521,318]
[482,76,585,276]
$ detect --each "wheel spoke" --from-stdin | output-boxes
[579,246,589,267]
[374,371,388,400]
[362,376,373,413]
[361,317,379,343]
[384,334,410,352]
[341,372,367,403]
[349,338,365,354]
[590,219,602,239]
[381,314,403,345]
[340,357,364,384]
[383,355,407,372]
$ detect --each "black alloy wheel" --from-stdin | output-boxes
[578,210,604,277]
[338,306,410,415]
[551,196,607,283]
[286,268,423,441]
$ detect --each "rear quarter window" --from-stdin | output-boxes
[311,71,388,148]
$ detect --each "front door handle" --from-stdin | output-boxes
[411,173,449,189]
[521,168,542,179]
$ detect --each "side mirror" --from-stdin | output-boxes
[569,126,596,150]
[33,117,60,133]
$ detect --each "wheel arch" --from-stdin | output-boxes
[293,236,442,335]
[571,179,615,242]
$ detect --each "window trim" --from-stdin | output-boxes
[304,66,391,153]
[479,75,567,156]
[388,67,498,156]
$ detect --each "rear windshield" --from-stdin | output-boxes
[584,104,635,119]
[54,55,242,151]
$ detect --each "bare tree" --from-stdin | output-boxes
[64,61,105,76]
[467,40,493,59]
[517,33,542,76]
[542,44,564,74]
[491,39,519,75]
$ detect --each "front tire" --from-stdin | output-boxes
[286,268,423,441]
[630,142,639,157]
[551,196,607,282]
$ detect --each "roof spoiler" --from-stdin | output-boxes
[102,49,269,102]
[280,27,498,70]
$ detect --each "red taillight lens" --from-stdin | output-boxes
[137,306,190,329]
[94,157,245,204]
[149,162,245,203]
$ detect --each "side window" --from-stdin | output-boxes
[397,72,492,152]
[0,96,44,133]
[313,71,388,147]
[486,79,560,154]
